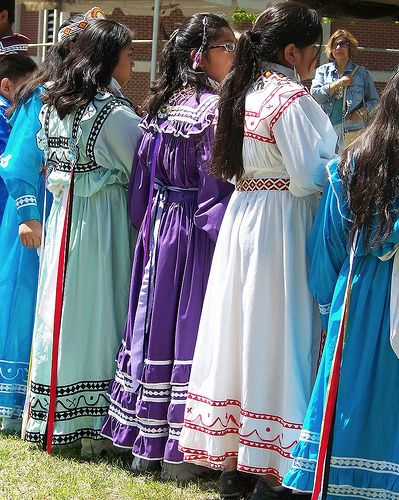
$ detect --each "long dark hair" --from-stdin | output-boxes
[43,20,132,119]
[211,2,322,180]
[145,12,230,115]
[338,71,399,250]
[9,14,85,115]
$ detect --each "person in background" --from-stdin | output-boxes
[0,11,102,434]
[0,54,36,222]
[311,29,379,152]
[0,0,15,37]
[0,0,30,222]
[0,0,30,53]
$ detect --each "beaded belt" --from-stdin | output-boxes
[236,177,290,191]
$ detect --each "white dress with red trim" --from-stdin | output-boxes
[178,64,337,480]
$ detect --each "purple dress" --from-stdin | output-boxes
[101,89,233,464]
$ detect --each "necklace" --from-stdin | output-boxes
[335,65,347,99]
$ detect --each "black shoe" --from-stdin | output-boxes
[130,455,161,474]
[220,471,257,499]
[238,471,258,495]
[249,478,292,500]
[160,462,209,482]
[220,470,244,498]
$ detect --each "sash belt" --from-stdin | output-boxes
[236,177,290,191]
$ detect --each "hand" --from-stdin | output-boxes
[347,110,362,121]
[131,98,144,117]
[328,76,352,96]
[339,75,352,87]
[19,220,42,249]
[134,104,144,117]
[349,106,368,122]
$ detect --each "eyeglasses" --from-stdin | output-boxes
[208,42,236,52]
[332,40,349,49]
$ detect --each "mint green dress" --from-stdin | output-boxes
[25,92,142,446]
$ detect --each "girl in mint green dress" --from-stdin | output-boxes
[25,20,141,453]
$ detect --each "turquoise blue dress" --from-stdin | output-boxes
[0,88,49,419]
[283,158,399,499]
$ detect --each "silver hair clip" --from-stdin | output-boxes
[193,15,208,70]
[170,28,179,41]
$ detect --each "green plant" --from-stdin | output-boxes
[230,7,257,28]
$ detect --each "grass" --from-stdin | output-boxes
[0,433,220,500]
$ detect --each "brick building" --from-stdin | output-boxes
[13,3,399,103]
[329,17,399,93]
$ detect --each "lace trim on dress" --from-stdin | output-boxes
[140,90,218,139]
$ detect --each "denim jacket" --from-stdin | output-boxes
[311,60,379,131]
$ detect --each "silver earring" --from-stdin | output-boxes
[293,66,300,83]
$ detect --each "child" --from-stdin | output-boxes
[179,3,336,499]
[101,12,235,480]
[284,68,399,500]
[0,12,100,433]
[24,20,142,457]
[0,54,36,222]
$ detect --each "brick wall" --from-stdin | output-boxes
[110,12,399,104]
[109,8,185,105]
[19,5,39,58]
[330,18,399,73]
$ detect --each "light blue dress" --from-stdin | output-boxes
[0,88,49,419]
[283,158,399,498]
[25,92,141,447]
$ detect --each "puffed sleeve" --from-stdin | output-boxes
[0,89,43,223]
[308,158,348,330]
[194,126,234,241]
[310,65,331,105]
[93,102,142,185]
[273,93,337,197]
[128,132,151,230]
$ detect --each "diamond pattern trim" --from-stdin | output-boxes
[236,177,290,192]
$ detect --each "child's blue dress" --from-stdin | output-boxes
[0,88,51,419]
[283,158,399,499]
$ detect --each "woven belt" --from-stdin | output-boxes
[236,177,290,191]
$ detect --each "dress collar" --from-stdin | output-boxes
[108,77,123,98]
[262,62,296,81]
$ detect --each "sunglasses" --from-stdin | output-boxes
[208,42,236,52]
[332,40,349,49]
